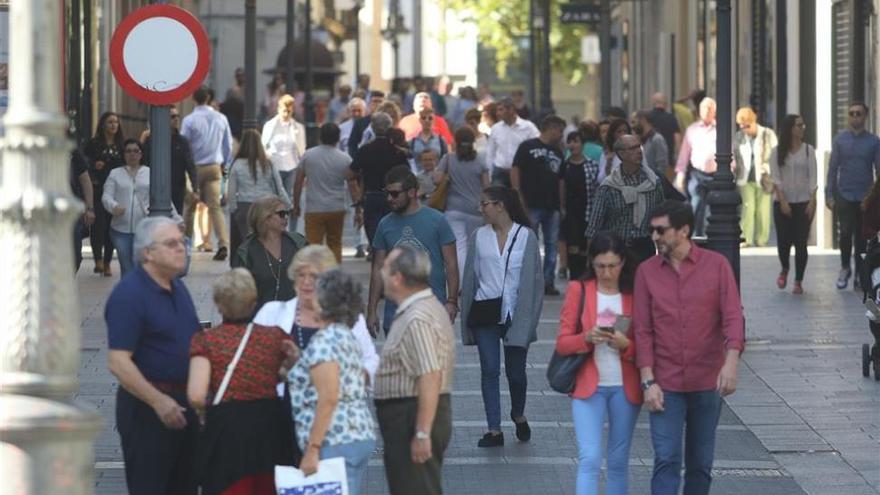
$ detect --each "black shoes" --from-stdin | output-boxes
[544,285,560,296]
[512,414,531,442]
[213,246,228,261]
[477,432,504,448]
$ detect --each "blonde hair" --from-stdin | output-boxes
[287,244,338,281]
[735,107,757,125]
[277,94,295,111]
[248,195,287,238]
[213,268,257,319]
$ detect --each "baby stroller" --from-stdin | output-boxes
[860,233,880,380]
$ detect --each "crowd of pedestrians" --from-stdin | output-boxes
[80,70,880,495]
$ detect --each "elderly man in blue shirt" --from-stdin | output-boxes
[105,217,201,495]
[181,86,234,261]
[826,102,880,290]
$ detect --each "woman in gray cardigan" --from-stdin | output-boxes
[461,186,544,448]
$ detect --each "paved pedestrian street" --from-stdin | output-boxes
[76,247,879,494]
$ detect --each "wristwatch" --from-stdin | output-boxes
[640,379,656,391]
[415,430,430,441]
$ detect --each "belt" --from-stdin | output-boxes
[151,381,187,394]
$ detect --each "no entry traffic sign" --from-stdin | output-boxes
[110,4,211,105]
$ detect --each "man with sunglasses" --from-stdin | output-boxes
[826,102,880,290]
[367,165,459,337]
[634,200,744,495]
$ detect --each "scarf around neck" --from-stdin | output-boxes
[602,163,658,228]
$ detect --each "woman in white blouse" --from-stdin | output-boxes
[770,114,818,295]
[460,186,544,448]
[262,94,306,232]
[102,139,181,276]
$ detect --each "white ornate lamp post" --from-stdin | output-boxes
[0,0,101,493]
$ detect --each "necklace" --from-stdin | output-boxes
[263,245,282,301]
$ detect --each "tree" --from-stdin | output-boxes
[447,0,591,84]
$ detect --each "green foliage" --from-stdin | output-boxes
[447,0,591,84]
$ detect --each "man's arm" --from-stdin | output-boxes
[366,249,387,336]
[673,131,682,157]
[674,128,692,190]
[826,138,840,209]
[584,188,608,239]
[78,171,96,226]
[293,167,306,217]
[108,350,187,429]
[441,243,459,323]
[411,370,442,463]
[716,257,745,396]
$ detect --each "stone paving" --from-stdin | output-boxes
[73,243,879,494]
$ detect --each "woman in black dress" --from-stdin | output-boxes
[83,111,125,276]
[559,131,601,279]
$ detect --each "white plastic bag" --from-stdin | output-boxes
[275,457,349,495]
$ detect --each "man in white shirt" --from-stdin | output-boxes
[180,86,233,261]
[486,97,540,187]
[339,97,367,156]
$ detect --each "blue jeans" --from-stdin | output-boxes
[572,387,640,495]
[320,439,375,495]
[110,229,135,277]
[650,390,722,495]
[529,208,559,287]
[687,170,713,237]
[474,323,528,430]
[278,169,299,232]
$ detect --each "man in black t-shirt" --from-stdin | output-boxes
[511,115,565,295]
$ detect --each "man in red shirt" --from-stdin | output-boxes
[633,200,745,495]
[399,92,454,146]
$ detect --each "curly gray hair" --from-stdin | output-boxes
[316,269,363,328]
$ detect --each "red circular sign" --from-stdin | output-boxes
[110,4,211,105]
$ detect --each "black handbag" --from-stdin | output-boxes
[467,225,523,327]
[547,281,589,394]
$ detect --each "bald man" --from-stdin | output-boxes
[649,92,682,167]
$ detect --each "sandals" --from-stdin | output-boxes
[792,281,803,295]
[776,271,788,290]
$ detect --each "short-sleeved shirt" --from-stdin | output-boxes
[349,137,410,193]
[439,153,488,216]
[189,323,290,402]
[288,323,375,450]
[373,207,456,301]
[105,266,200,383]
[300,145,352,213]
[374,290,455,400]
[512,138,564,210]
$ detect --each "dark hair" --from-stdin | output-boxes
[540,115,567,132]
[454,126,477,161]
[566,130,582,143]
[464,107,482,124]
[690,89,707,109]
[482,186,531,228]
[603,106,627,120]
[605,118,632,152]
[636,110,655,126]
[578,120,600,143]
[316,269,363,328]
[777,114,801,162]
[388,127,408,149]
[122,138,144,164]
[850,101,869,114]
[384,164,419,191]
[649,200,695,238]
[370,90,385,99]
[93,111,126,150]
[319,123,341,145]
[498,97,516,110]
[580,231,635,293]
[193,87,210,105]
[236,128,271,179]
[482,102,499,124]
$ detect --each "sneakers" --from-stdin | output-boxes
[512,413,531,442]
[477,432,504,448]
[213,246,228,261]
[836,268,851,289]
[544,285,560,296]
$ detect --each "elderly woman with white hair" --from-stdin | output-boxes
[287,269,376,494]
[187,268,295,495]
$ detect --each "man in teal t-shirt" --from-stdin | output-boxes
[369,165,459,335]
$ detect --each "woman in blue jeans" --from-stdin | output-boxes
[555,232,643,494]
[461,186,544,447]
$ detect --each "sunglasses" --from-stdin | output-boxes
[592,261,622,271]
[384,188,408,198]
[274,210,290,219]
[650,225,671,235]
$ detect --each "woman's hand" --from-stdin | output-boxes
[300,446,320,476]
[112,206,125,217]
[94,160,105,171]
[606,331,630,350]
[278,340,300,379]
[584,326,609,345]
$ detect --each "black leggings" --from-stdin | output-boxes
[836,199,866,272]
[773,201,811,281]
[90,187,115,265]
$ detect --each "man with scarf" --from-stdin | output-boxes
[586,134,666,264]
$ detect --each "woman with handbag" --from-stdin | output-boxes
[555,231,642,495]
[433,126,491,281]
[226,128,291,259]
[460,186,543,448]
[187,268,295,495]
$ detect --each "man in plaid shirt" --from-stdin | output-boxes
[586,134,665,264]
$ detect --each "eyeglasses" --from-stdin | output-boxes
[479,200,499,208]
[421,116,434,121]
[849,111,864,117]
[274,210,290,219]
[124,149,142,154]
[619,144,641,151]
[592,261,622,271]
[384,188,408,198]
[795,122,806,128]
[154,238,185,249]
[650,225,671,235]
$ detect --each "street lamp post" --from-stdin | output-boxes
[304,0,316,147]
[706,0,742,285]
[537,0,554,118]
[286,0,296,96]
[381,0,409,81]
[0,0,101,492]
[354,1,363,85]
[243,0,258,130]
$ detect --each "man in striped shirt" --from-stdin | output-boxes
[374,245,454,495]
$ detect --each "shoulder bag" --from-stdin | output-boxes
[546,282,589,394]
[212,323,255,406]
[428,155,451,210]
[467,225,523,327]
